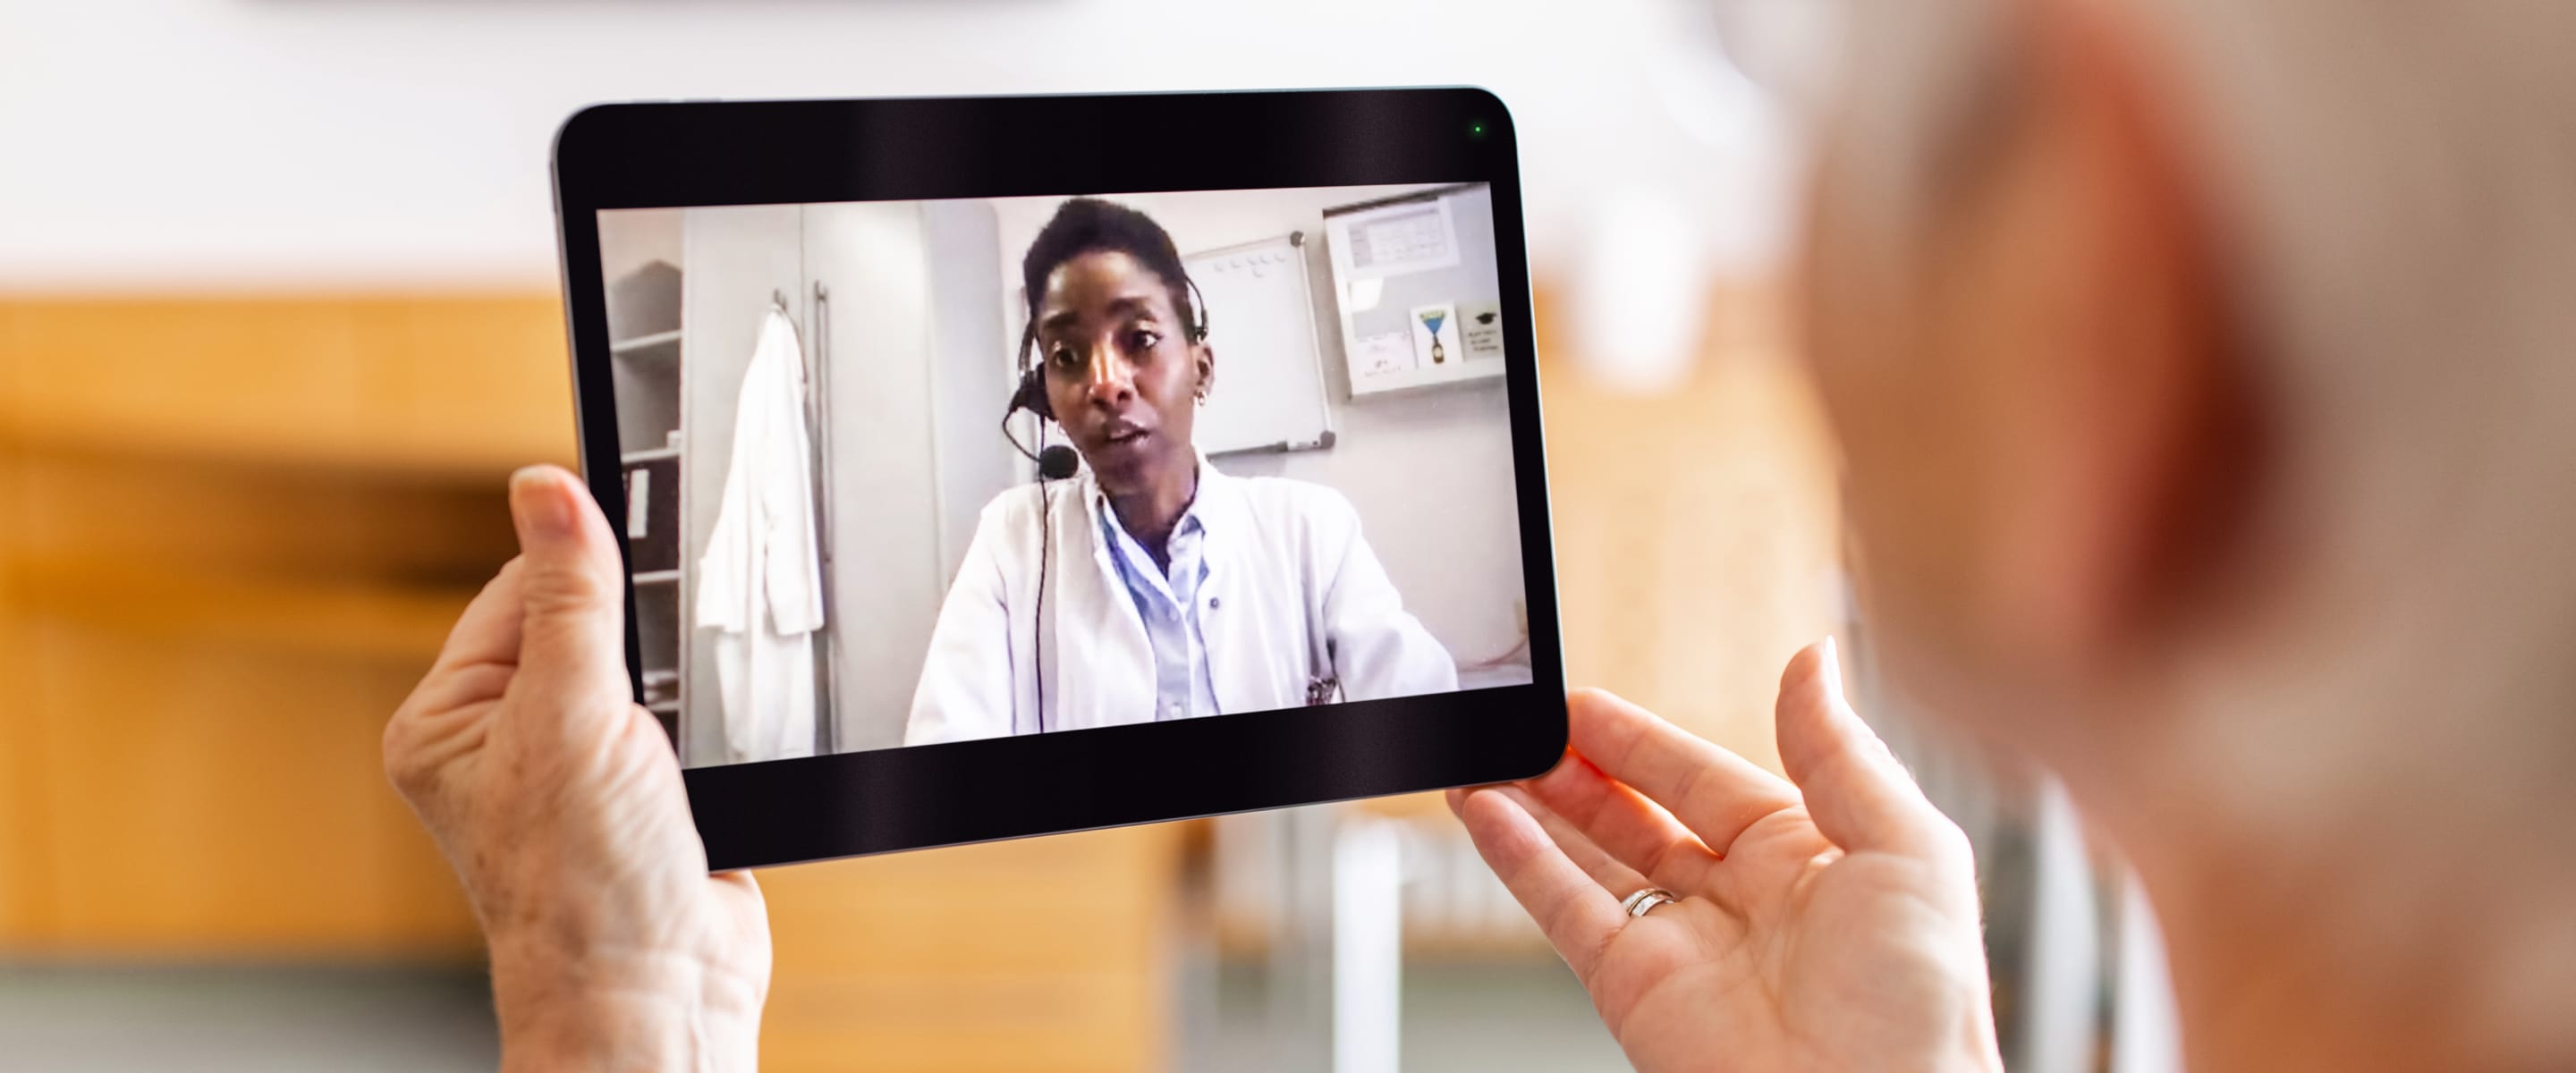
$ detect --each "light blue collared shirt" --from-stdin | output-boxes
[1097,494,1223,723]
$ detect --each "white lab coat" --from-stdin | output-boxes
[904,460,1457,744]
[695,308,826,764]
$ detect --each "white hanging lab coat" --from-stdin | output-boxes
[695,308,826,764]
[903,460,1457,744]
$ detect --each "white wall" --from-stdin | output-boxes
[991,185,1431,291]
[1237,383,1528,672]
[0,0,1794,291]
[803,201,965,755]
[992,187,1530,672]
[919,201,1019,583]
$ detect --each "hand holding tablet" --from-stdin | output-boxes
[384,467,768,1069]
[553,89,1569,866]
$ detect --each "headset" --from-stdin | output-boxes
[1001,275,1210,733]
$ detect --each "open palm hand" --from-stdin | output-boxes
[1452,641,2001,1073]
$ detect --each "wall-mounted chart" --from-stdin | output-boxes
[1321,183,1508,397]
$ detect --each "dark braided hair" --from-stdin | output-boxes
[1019,198,1203,341]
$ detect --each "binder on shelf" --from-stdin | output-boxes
[623,454,682,574]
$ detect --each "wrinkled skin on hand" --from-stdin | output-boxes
[385,466,769,1072]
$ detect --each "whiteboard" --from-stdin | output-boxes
[1186,233,1335,455]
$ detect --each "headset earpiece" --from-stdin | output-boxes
[1009,325,1056,422]
[1013,366,1054,421]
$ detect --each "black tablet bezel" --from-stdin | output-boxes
[554,88,1566,869]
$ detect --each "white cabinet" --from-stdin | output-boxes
[673,201,1014,763]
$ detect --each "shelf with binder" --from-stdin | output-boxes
[635,579,683,740]
[607,258,688,747]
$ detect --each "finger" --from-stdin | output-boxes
[1453,786,1628,981]
[1492,784,1650,898]
[396,557,532,722]
[1564,688,1804,857]
[504,465,631,722]
[427,556,528,678]
[1522,751,1718,892]
[1449,783,1665,907]
[1774,638,1954,857]
[385,558,537,803]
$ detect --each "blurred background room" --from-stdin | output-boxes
[0,1,2167,1069]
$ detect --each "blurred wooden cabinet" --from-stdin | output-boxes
[758,827,1181,1073]
[1535,284,1847,774]
[0,295,564,955]
[0,296,1182,1070]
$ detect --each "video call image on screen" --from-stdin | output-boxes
[598,184,1532,767]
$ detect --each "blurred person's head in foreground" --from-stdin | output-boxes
[1799,0,2576,1067]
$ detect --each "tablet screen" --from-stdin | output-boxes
[596,183,1536,768]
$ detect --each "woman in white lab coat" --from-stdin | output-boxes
[906,199,1457,744]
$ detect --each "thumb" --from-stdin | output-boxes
[1774,638,1955,858]
[506,465,631,715]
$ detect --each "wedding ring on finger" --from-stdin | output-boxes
[1620,887,1681,918]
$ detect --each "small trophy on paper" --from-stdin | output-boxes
[1419,309,1449,364]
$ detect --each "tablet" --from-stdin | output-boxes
[554,89,1565,868]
